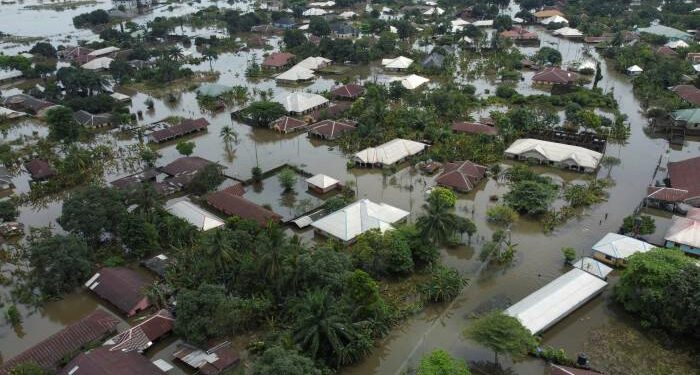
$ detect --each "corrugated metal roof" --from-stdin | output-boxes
[591,233,655,260]
[311,199,409,242]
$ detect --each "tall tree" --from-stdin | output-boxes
[58,185,127,244]
[464,311,537,364]
[46,106,82,142]
[26,232,92,299]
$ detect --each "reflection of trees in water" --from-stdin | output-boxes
[280,190,297,209]
[468,361,518,375]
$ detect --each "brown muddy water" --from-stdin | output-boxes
[1,2,698,374]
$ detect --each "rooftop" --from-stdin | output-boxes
[311,199,409,242]
[85,267,151,315]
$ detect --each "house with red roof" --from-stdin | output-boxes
[667,156,700,206]
[670,85,700,106]
[270,116,307,133]
[105,309,174,353]
[25,159,56,180]
[435,161,487,192]
[330,84,364,100]
[262,52,296,70]
[206,187,281,226]
[501,27,539,42]
[308,119,356,140]
[452,121,498,136]
[59,347,165,375]
[532,67,580,85]
[0,310,120,375]
[85,267,152,317]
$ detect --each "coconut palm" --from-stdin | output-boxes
[202,48,218,71]
[220,125,238,145]
[201,229,234,273]
[417,196,458,245]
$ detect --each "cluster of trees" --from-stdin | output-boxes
[73,9,111,28]
[615,249,700,338]
[503,165,559,216]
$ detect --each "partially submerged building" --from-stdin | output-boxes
[74,110,113,128]
[435,160,487,193]
[451,121,498,136]
[270,116,307,133]
[278,92,329,115]
[25,159,56,180]
[330,84,364,100]
[3,94,56,115]
[104,309,174,353]
[58,347,165,375]
[306,173,340,193]
[308,119,356,140]
[148,118,209,143]
[381,56,414,71]
[85,267,152,317]
[352,138,428,167]
[664,207,700,256]
[504,138,602,172]
[206,186,281,226]
[532,67,580,85]
[591,233,655,266]
[505,261,609,334]
[173,342,240,375]
[262,52,296,70]
[0,310,120,374]
[311,199,409,243]
[666,156,700,206]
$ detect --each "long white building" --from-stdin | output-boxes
[504,138,602,172]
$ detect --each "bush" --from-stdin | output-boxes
[417,349,471,375]
[277,167,297,192]
[486,204,518,226]
[420,265,467,303]
[561,247,576,264]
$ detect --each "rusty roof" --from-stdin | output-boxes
[308,119,356,140]
[86,267,151,315]
[106,309,174,353]
[149,118,209,143]
[58,346,165,375]
[452,121,498,135]
[0,310,120,374]
[668,156,700,200]
[435,161,487,192]
[646,186,689,202]
[262,52,295,67]
[206,190,280,225]
[173,342,240,375]
[670,85,700,106]
[270,116,307,132]
[532,67,579,84]
[330,84,364,98]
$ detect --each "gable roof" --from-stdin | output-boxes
[311,199,409,242]
[161,156,215,177]
[532,67,580,84]
[105,309,174,353]
[671,108,700,124]
[353,138,428,166]
[275,65,315,81]
[293,56,331,70]
[637,24,691,40]
[591,233,655,259]
[173,342,240,375]
[670,85,700,106]
[668,156,700,200]
[505,138,602,169]
[665,209,700,248]
[646,186,689,202]
[270,116,307,132]
[3,94,55,112]
[25,159,56,179]
[59,346,164,375]
[149,118,209,143]
[166,200,225,231]
[85,267,151,315]
[278,92,329,113]
[206,190,281,226]
[435,161,487,192]
[0,310,119,375]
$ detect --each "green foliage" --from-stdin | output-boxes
[353,229,414,277]
[277,167,297,192]
[118,213,159,259]
[465,311,537,363]
[420,265,467,303]
[73,9,110,28]
[5,304,21,325]
[174,283,228,346]
[486,204,518,226]
[417,189,473,245]
[0,199,19,222]
[309,16,330,36]
[563,181,606,208]
[29,42,56,58]
[621,214,656,236]
[243,100,287,127]
[25,232,92,299]
[394,224,439,267]
[251,346,322,375]
[46,106,82,142]
[417,349,471,375]
[175,140,195,156]
[58,185,127,244]
[534,46,562,66]
[252,166,263,182]
[429,187,457,208]
[561,247,577,264]
[479,230,518,264]
[187,164,224,195]
[504,170,558,216]
[9,363,46,375]
[615,249,699,338]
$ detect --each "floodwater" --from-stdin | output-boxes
[1,1,698,374]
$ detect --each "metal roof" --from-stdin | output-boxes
[591,233,655,260]
[311,199,409,242]
[353,138,428,166]
[505,138,602,170]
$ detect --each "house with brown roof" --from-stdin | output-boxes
[85,267,152,317]
[435,161,487,192]
[161,156,216,177]
[105,309,174,353]
[452,121,498,136]
[173,342,240,375]
[308,119,356,140]
[667,156,700,206]
[57,46,94,64]
[262,52,296,70]
[534,9,564,20]
[656,45,678,57]
[270,116,307,133]
[25,159,56,180]
[3,94,56,115]
[0,309,120,375]
[670,85,700,106]
[331,84,364,100]
[501,27,539,42]
[110,169,159,190]
[148,118,209,143]
[59,347,165,375]
[206,187,281,226]
[532,67,580,85]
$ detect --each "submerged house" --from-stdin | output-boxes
[308,119,356,140]
[330,84,364,100]
[25,159,56,180]
[74,110,113,128]
[666,156,700,206]
[664,207,700,256]
[435,160,487,193]
[104,309,174,353]
[58,347,166,375]
[270,116,307,133]
[275,65,316,83]
[3,94,55,115]
[262,52,296,70]
[591,233,655,266]
[532,67,580,85]
[352,138,428,167]
[306,173,340,193]
[504,138,602,173]
[451,121,498,136]
[278,92,329,115]
[670,85,700,106]
[311,199,409,243]
[85,267,152,317]
[206,186,281,226]
[173,342,240,375]
[0,310,119,375]
[381,56,414,71]
[165,200,225,231]
[148,118,209,143]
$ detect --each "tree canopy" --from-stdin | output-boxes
[465,311,537,363]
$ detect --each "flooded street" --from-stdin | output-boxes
[1,1,699,374]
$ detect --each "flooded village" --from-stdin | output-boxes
[0,0,699,374]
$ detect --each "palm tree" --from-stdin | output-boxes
[417,197,458,245]
[291,289,364,365]
[201,229,234,273]
[144,282,169,309]
[202,48,218,71]
[220,125,238,146]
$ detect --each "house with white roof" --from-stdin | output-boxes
[591,233,655,266]
[165,200,225,231]
[81,57,114,71]
[398,74,430,90]
[339,11,357,19]
[306,173,340,193]
[88,46,120,58]
[664,207,700,256]
[540,15,568,25]
[504,138,602,172]
[472,19,494,27]
[275,65,316,83]
[303,7,327,16]
[353,138,428,167]
[627,65,643,76]
[278,92,329,114]
[382,56,414,70]
[293,56,331,70]
[666,40,689,49]
[311,199,409,243]
[553,27,583,38]
[422,7,444,16]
